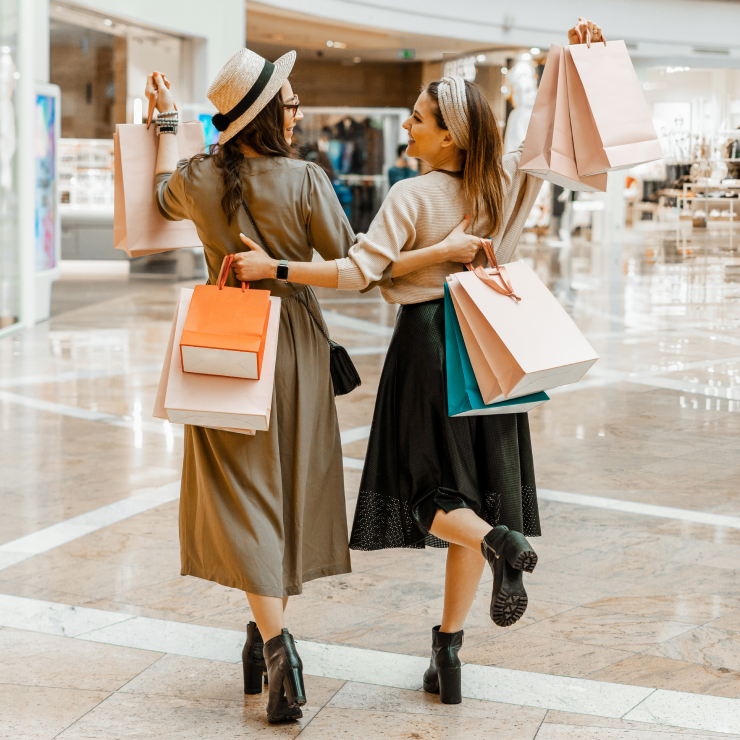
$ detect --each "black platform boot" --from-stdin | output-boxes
[481,525,538,627]
[422,625,463,704]
[242,621,268,695]
[263,629,306,723]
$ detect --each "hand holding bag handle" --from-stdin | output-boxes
[146,71,177,129]
[240,200,361,397]
[466,240,521,303]
[217,253,248,292]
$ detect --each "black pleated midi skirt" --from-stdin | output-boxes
[349,297,541,551]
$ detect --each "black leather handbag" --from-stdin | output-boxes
[241,200,361,397]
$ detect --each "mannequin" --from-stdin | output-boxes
[503,61,538,153]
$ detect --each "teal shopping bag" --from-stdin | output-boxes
[444,282,549,417]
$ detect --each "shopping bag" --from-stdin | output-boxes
[564,39,664,176]
[160,287,280,432]
[152,291,256,435]
[444,283,549,417]
[449,245,598,399]
[180,255,272,379]
[520,44,607,193]
[114,120,205,257]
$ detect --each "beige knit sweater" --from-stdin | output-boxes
[336,146,543,304]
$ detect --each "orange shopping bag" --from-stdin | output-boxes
[114,120,205,257]
[519,44,606,192]
[180,254,272,379]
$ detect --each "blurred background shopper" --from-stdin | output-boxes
[388,143,418,187]
[146,48,357,724]
[234,17,603,707]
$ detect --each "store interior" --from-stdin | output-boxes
[2,0,740,335]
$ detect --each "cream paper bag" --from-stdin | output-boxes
[114,121,205,257]
[449,263,598,399]
[564,40,664,176]
[519,44,607,193]
[155,288,279,433]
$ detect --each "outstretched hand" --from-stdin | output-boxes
[568,18,604,45]
[441,216,485,264]
[232,234,278,282]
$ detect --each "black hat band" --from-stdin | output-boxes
[212,59,276,133]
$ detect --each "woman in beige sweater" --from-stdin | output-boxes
[235,18,603,705]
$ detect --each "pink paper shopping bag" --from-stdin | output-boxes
[564,40,664,176]
[154,288,280,433]
[114,121,205,257]
[449,249,598,399]
[519,44,607,193]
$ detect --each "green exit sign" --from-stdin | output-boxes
[398,49,416,60]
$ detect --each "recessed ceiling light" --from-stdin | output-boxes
[501,66,508,74]
[501,85,508,94]
[103,19,113,26]
[521,53,532,61]
[333,41,347,49]
[326,40,334,47]
[530,47,541,55]
[353,56,361,64]
[476,54,486,62]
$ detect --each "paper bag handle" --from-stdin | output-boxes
[217,254,248,292]
[466,240,521,303]
[582,27,607,49]
[146,72,178,129]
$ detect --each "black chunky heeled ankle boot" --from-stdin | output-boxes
[422,625,463,704]
[263,629,306,723]
[482,525,538,627]
[242,621,268,694]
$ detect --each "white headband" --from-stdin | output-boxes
[437,76,470,151]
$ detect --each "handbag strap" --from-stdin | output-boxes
[240,199,333,346]
[217,253,248,291]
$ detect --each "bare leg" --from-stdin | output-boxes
[429,508,492,552]
[246,592,285,642]
[440,543,486,633]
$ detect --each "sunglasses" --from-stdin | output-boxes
[282,95,300,118]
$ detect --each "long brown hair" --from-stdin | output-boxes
[426,80,508,237]
[190,91,293,223]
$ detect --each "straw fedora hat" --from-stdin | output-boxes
[207,48,296,145]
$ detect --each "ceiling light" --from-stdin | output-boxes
[501,86,508,94]
[326,40,334,47]
[353,56,361,64]
[476,54,486,63]
[333,41,347,49]
[521,53,532,61]
[501,66,508,74]
[103,18,113,26]
[530,47,541,55]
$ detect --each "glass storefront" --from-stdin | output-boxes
[0,0,19,331]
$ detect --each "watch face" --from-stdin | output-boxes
[276,262,289,281]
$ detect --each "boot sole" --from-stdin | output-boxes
[509,550,538,573]
[491,559,528,627]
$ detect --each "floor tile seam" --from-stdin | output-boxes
[617,685,659,722]
[4,593,740,732]
[294,681,350,736]
[48,687,118,740]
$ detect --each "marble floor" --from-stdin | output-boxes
[2,228,740,739]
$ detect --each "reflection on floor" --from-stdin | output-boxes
[2,228,740,738]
